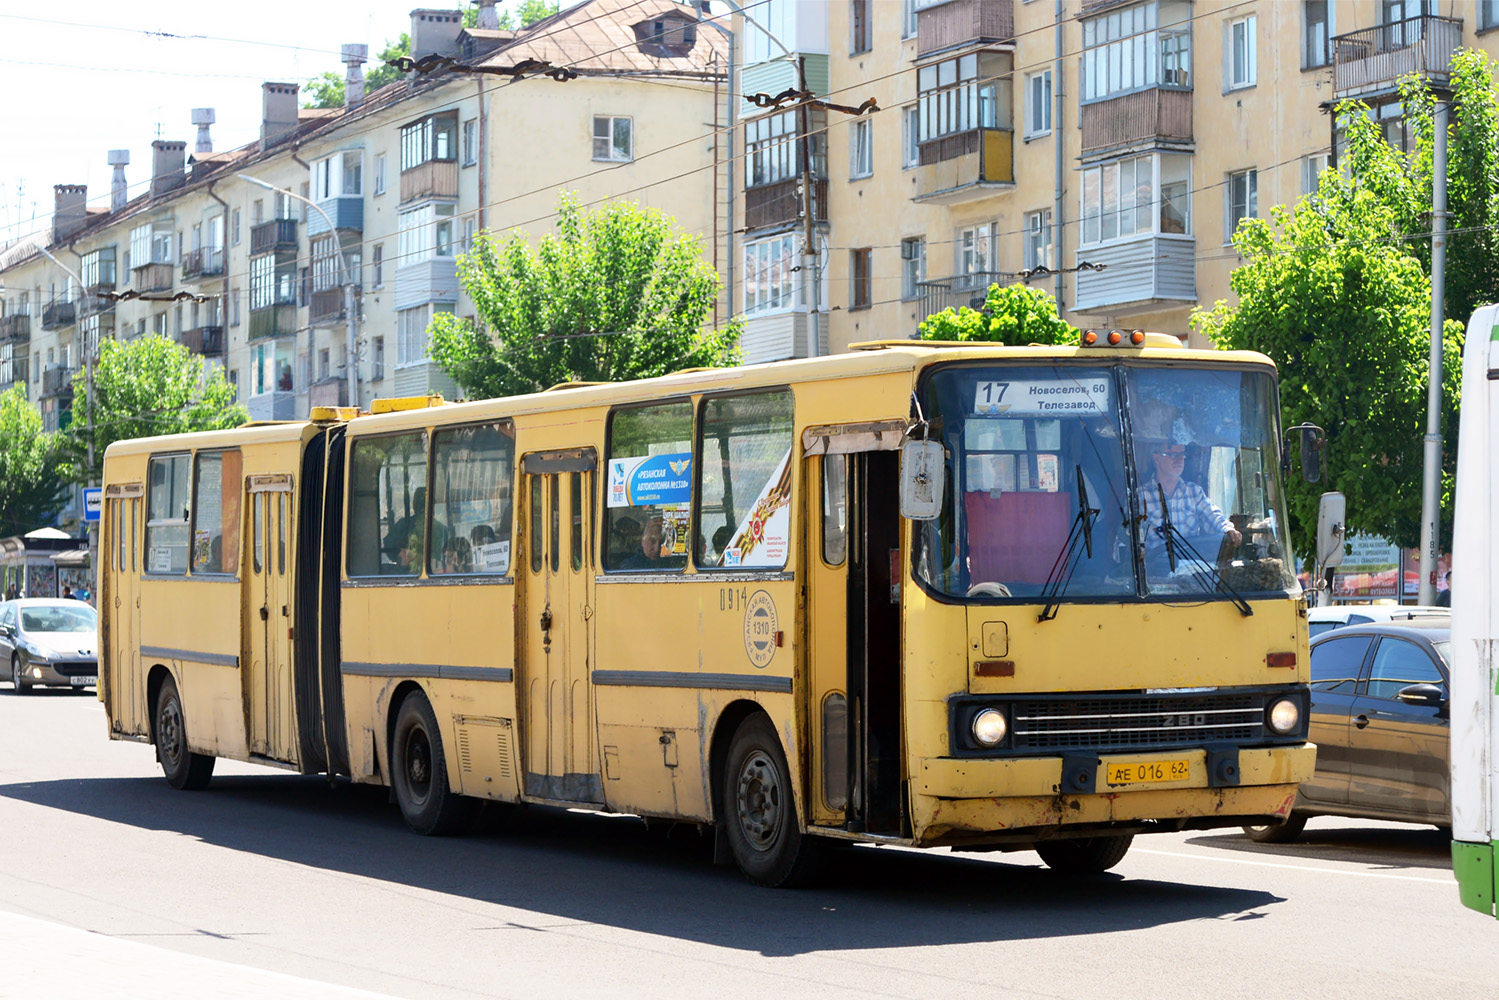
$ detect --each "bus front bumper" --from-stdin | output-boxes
[910,744,1316,847]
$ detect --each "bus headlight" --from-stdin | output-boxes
[1266,697,1301,735]
[971,708,1008,747]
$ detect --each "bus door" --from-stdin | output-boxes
[803,423,905,834]
[105,483,145,734]
[519,449,600,804]
[245,474,296,761]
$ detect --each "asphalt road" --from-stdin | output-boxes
[1,686,1494,1000]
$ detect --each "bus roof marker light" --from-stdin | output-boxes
[1130,330,1146,345]
[1082,330,1099,346]
[1107,330,1123,345]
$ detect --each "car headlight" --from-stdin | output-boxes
[24,645,51,663]
[971,708,1008,747]
[1266,697,1301,735]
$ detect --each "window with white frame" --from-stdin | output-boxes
[372,336,385,381]
[129,224,173,266]
[249,340,293,396]
[902,105,920,167]
[901,237,926,299]
[1229,16,1257,88]
[850,119,873,179]
[593,116,633,162]
[1304,1,1330,69]
[342,151,362,195]
[1081,1,1192,101]
[397,203,457,264]
[1025,70,1052,137]
[374,154,387,195]
[1227,168,1257,238]
[957,224,992,280]
[462,118,478,166]
[1024,210,1053,270]
[917,54,1003,142]
[744,0,796,65]
[400,112,457,170]
[249,254,296,309]
[314,156,334,202]
[372,244,384,287]
[902,0,918,38]
[397,304,451,365]
[1080,152,1191,245]
[1302,152,1330,194]
[744,234,797,315]
[747,110,824,186]
[232,208,241,245]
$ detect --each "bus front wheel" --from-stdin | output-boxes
[1243,812,1307,843]
[391,691,472,836]
[1035,834,1133,875]
[721,713,820,887]
[154,675,214,790]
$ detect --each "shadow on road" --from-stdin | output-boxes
[0,774,1284,955]
[1184,825,1452,873]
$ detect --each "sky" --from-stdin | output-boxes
[0,1,552,248]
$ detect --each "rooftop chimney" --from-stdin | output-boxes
[474,0,500,30]
[107,150,130,213]
[53,184,88,241]
[342,44,369,107]
[411,9,464,64]
[151,140,187,197]
[260,82,300,150]
[191,108,215,153]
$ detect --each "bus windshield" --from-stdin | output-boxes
[914,362,1297,603]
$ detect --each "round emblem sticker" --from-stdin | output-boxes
[743,590,778,668]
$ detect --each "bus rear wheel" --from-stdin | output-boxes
[155,675,214,790]
[721,713,820,887]
[1035,834,1133,875]
[391,691,472,836]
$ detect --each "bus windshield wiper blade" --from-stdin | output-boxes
[1157,483,1177,572]
[1150,513,1254,618]
[1039,471,1099,623]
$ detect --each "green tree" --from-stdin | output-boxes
[918,282,1077,346]
[302,71,346,110]
[497,0,560,29]
[0,386,69,535]
[63,337,248,485]
[305,33,411,108]
[428,193,740,399]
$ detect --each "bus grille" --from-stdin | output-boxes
[1011,693,1264,751]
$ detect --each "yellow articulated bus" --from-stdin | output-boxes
[100,337,1316,886]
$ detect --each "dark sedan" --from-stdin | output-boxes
[0,599,99,694]
[1246,618,1450,842]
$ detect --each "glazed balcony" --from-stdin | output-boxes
[249,303,298,342]
[250,219,299,256]
[916,271,1014,319]
[0,313,30,344]
[400,159,458,204]
[744,177,827,232]
[181,325,224,356]
[1332,15,1463,99]
[1073,235,1195,314]
[1080,89,1193,155]
[912,128,1014,205]
[181,247,225,280]
[132,261,174,294]
[42,298,75,330]
[916,0,1014,59]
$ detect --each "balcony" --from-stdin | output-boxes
[310,286,357,327]
[1332,15,1463,99]
[913,128,1014,205]
[246,391,298,422]
[250,219,299,256]
[307,197,364,236]
[41,364,73,398]
[309,377,348,409]
[132,262,174,294]
[744,177,827,232]
[42,299,75,331]
[915,271,1015,319]
[400,159,458,204]
[249,303,298,342]
[181,325,224,356]
[916,0,1014,59]
[79,285,117,319]
[181,247,225,281]
[1080,89,1193,156]
[1073,235,1195,314]
[0,313,30,344]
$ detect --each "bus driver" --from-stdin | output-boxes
[1140,438,1240,559]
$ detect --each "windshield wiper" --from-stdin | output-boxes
[1038,466,1100,623]
[1149,491,1253,617]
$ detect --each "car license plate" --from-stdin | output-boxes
[70,675,96,687]
[1106,758,1190,786]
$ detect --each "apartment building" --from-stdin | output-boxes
[731,0,1499,363]
[0,0,728,435]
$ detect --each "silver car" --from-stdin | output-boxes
[0,599,99,693]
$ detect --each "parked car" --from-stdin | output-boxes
[1245,618,1450,842]
[1307,603,1448,639]
[0,599,99,694]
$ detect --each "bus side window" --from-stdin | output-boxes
[530,476,544,574]
[346,433,428,578]
[697,389,795,570]
[604,400,693,572]
[253,493,263,574]
[191,450,241,575]
[145,454,191,574]
[431,421,515,576]
[823,455,848,567]
[278,493,287,576]
[570,472,583,573]
[549,474,561,574]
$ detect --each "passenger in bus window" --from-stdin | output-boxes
[1140,438,1241,558]
[384,487,427,571]
[623,515,666,569]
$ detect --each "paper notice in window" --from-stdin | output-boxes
[474,540,510,574]
[1036,454,1058,492]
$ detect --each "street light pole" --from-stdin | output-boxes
[238,173,358,410]
[1418,102,1449,606]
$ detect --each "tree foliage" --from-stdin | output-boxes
[63,337,248,485]
[428,193,740,399]
[0,386,69,536]
[305,33,411,108]
[497,0,560,29]
[917,282,1077,346]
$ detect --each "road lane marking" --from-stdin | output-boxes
[1132,847,1453,884]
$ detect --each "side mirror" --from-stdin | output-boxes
[1284,422,1326,483]
[1397,682,1445,706]
[1317,492,1346,569]
[899,439,946,521]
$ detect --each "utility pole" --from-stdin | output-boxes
[797,56,821,358]
[1418,101,1448,606]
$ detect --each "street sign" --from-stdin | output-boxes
[82,487,102,523]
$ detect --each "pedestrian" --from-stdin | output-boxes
[1437,570,1452,608]
[61,585,74,600]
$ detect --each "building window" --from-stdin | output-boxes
[593,116,633,162]
[230,288,240,327]
[372,336,385,381]
[1025,70,1052,137]
[397,304,450,366]
[1227,168,1258,238]
[1304,1,1330,68]
[744,0,796,64]
[744,234,797,315]
[1484,0,1499,30]
[902,105,920,167]
[372,244,384,288]
[1302,152,1330,194]
[374,154,387,195]
[902,0,918,38]
[900,237,925,300]
[1080,153,1191,246]
[850,249,872,309]
[917,54,1003,142]
[1081,2,1191,101]
[319,348,330,382]
[462,118,478,166]
[397,203,457,263]
[746,110,823,186]
[1229,16,1257,89]
[1024,210,1053,270]
[849,119,873,179]
[252,199,264,225]
[957,224,992,278]
[400,113,458,171]
[314,156,334,202]
[231,208,241,245]
[851,0,871,54]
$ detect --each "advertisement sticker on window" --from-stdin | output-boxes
[718,447,793,568]
[607,453,692,508]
